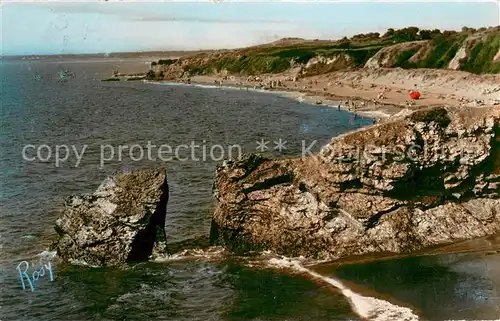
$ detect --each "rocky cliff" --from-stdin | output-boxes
[210,106,500,260]
[52,168,169,266]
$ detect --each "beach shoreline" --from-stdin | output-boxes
[146,77,404,120]
[143,68,499,121]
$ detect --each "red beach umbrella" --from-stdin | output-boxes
[409,91,421,100]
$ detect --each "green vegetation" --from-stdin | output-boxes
[346,48,382,67]
[126,76,145,81]
[158,59,177,65]
[151,59,178,67]
[411,107,451,128]
[184,55,292,75]
[392,33,467,69]
[461,32,500,74]
[145,70,165,81]
[384,27,420,42]
[419,34,465,68]
[182,43,384,76]
[390,30,500,73]
[168,26,499,77]
[393,48,419,69]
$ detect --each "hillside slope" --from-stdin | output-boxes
[153,26,500,79]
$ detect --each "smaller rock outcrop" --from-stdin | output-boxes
[52,168,169,266]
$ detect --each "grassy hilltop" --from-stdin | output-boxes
[150,26,500,80]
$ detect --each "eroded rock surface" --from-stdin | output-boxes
[52,168,169,266]
[211,106,500,260]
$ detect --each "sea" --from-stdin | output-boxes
[0,57,499,321]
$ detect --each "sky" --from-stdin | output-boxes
[1,0,499,56]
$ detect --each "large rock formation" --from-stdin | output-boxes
[210,106,500,260]
[52,168,169,266]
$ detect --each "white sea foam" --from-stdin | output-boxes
[267,257,420,321]
[153,246,227,263]
[38,250,57,259]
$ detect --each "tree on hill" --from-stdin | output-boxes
[418,29,442,40]
[430,29,443,38]
[337,37,352,49]
[461,26,477,34]
[393,27,420,42]
[419,30,433,40]
[351,32,380,41]
[383,27,424,42]
[383,28,395,38]
[442,30,458,37]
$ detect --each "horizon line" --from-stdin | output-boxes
[3,24,498,58]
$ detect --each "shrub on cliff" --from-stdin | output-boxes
[156,70,165,80]
[158,59,177,65]
[410,107,451,128]
[146,70,156,80]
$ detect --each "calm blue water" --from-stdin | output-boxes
[0,58,499,321]
[0,58,366,321]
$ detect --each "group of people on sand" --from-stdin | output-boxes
[337,101,377,125]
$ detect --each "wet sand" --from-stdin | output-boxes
[325,251,500,320]
[310,233,500,270]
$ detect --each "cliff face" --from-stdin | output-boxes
[210,106,500,260]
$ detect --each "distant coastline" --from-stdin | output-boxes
[0,50,207,61]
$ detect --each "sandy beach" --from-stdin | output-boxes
[171,68,500,120]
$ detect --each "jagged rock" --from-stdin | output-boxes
[210,106,500,260]
[52,168,169,266]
